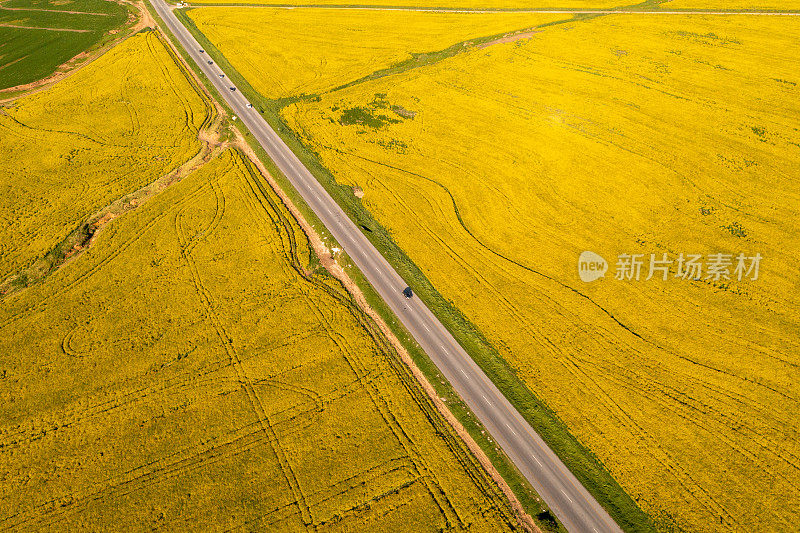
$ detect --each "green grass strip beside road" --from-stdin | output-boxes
[172,7,660,532]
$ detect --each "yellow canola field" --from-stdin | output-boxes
[664,0,800,9]
[284,14,800,532]
[0,30,210,281]
[187,7,567,99]
[0,147,519,531]
[188,0,624,7]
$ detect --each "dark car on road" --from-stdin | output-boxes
[402,287,413,299]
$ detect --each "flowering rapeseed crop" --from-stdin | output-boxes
[187,7,565,99]
[282,13,800,531]
[0,31,210,281]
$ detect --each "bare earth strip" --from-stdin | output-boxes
[478,29,541,48]
[0,23,91,31]
[0,6,113,15]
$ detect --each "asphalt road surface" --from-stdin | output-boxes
[149,1,624,530]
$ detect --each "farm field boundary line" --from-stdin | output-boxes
[178,7,577,108]
[0,23,92,31]
[323,18,576,95]
[179,4,800,14]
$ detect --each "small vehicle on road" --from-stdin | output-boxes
[402,287,413,299]
[218,74,224,78]
[199,49,204,53]
[207,60,213,65]
[246,103,253,109]
[229,87,236,92]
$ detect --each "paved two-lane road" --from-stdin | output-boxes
[149,1,623,530]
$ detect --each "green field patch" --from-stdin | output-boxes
[0,27,100,88]
[0,8,124,30]
[3,0,123,13]
[0,0,129,89]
